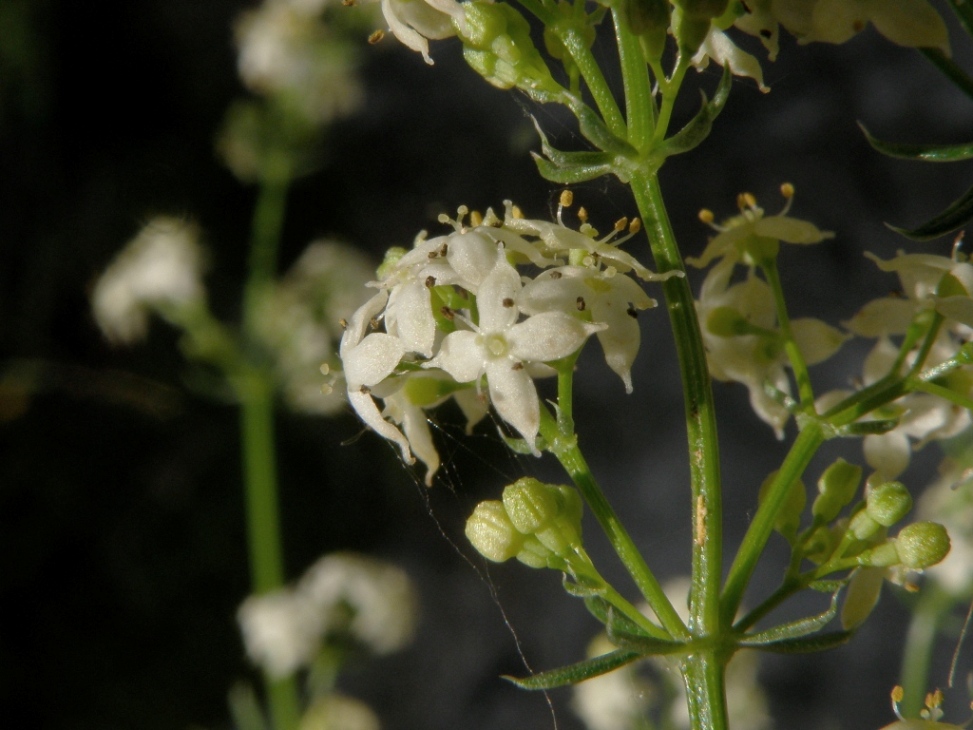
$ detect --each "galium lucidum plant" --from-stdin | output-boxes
[337,0,973,728]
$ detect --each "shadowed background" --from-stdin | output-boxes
[2,1,972,728]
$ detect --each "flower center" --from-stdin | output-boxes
[482,332,509,359]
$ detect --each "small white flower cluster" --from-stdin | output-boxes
[92,217,205,344]
[691,188,845,436]
[254,241,375,415]
[339,197,673,485]
[234,0,367,125]
[832,251,973,482]
[238,552,417,679]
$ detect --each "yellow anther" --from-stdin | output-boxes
[698,208,715,224]
[319,363,331,375]
[511,205,524,219]
[738,192,757,210]
[469,209,483,227]
[891,686,905,704]
[437,213,450,224]
[927,690,944,709]
[614,217,628,232]
[559,190,573,208]
[368,29,385,44]
[577,206,588,222]
[629,218,642,234]
[780,182,795,199]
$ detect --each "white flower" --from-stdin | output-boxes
[687,190,833,270]
[374,0,465,65]
[92,217,205,344]
[300,693,381,730]
[696,258,846,436]
[255,240,375,415]
[234,1,364,124]
[426,261,605,450]
[339,290,413,464]
[238,589,323,678]
[299,552,418,654]
[690,23,769,93]
[520,265,656,393]
[771,0,950,54]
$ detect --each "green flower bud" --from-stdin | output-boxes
[674,0,729,19]
[535,513,581,555]
[848,508,882,542]
[377,247,408,280]
[503,477,560,535]
[622,0,670,62]
[465,501,524,563]
[516,534,555,568]
[894,522,951,570]
[812,459,861,523]
[459,2,563,102]
[857,541,900,568]
[671,0,728,54]
[759,471,805,544]
[865,481,912,527]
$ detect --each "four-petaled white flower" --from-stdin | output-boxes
[426,261,606,451]
[520,265,656,394]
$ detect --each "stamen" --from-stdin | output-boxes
[425,276,436,288]
[576,296,586,311]
[511,204,524,219]
[319,363,331,375]
[737,192,757,210]
[338,318,348,329]
[614,217,628,233]
[439,242,449,256]
[440,306,455,321]
[511,362,524,371]
[368,30,384,44]
[369,317,381,330]
[469,210,483,227]
[577,206,588,223]
[629,218,642,234]
[779,182,795,215]
[548,271,562,280]
[502,297,515,308]
[699,209,715,224]
[559,189,573,208]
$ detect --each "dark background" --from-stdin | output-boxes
[2,1,973,729]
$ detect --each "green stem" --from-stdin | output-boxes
[652,55,690,144]
[612,7,655,150]
[920,48,973,102]
[910,378,973,411]
[722,422,825,625]
[681,653,729,730]
[629,171,723,641]
[555,28,627,137]
[540,410,689,639]
[760,260,814,406]
[237,161,301,730]
[899,584,953,718]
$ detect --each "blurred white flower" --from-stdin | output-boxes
[571,633,652,730]
[918,460,973,597]
[255,240,375,415]
[238,589,323,678]
[299,552,418,654]
[92,217,205,344]
[300,693,381,730]
[235,0,364,124]
[238,552,418,678]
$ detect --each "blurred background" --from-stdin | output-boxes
[2,1,973,729]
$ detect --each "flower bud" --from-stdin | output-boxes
[671,0,728,55]
[502,477,560,534]
[894,522,951,570]
[812,459,861,523]
[857,541,900,568]
[848,509,882,542]
[459,1,562,101]
[865,481,912,527]
[622,0,670,62]
[465,501,524,563]
[516,535,555,568]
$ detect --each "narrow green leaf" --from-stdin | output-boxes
[583,597,651,638]
[743,630,854,654]
[562,573,605,598]
[532,153,616,184]
[837,418,899,436]
[859,123,973,162]
[503,649,642,690]
[605,626,688,656]
[887,182,973,241]
[576,104,639,157]
[738,590,840,645]
[660,65,732,156]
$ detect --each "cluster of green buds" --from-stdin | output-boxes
[763,458,950,627]
[465,477,584,569]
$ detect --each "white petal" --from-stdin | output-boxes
[446,230,500,289]
[385,280,436,357]
[424,330,484,382]
[477,262,522,333]
[593,313,641,394]
[453,388,489,433]
[843,297,917,337]
[397,398,440,486]
[343,332,405,387]
[862,337,899,385]
[485,359,540,451]
[935,295,973,327]
[754,216,833,243]
[791,317,848,365]
[339,290,389,356]
[348,389,414,464]
[508,312,605,363]
[863,431,910,480]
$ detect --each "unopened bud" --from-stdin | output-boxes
[813,459,861,523]
[516,535,555,568]
[503,477,560,534]
[849,509,882,542]
[465,501,524,563]
[865,481,912,527]
[857,541,900,568]
[894,522,950,570]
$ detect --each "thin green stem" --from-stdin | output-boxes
[910,378,973,411]
[760,260,814,406]
[629,171,723,641]
[722,422,825,625]
[652,55,690,145]
[554,28,626,137]
[899,584,953,718]
[681,653,729,730]
[612,7,655,150]
[237,161,301,730]
[540,410,689,639]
